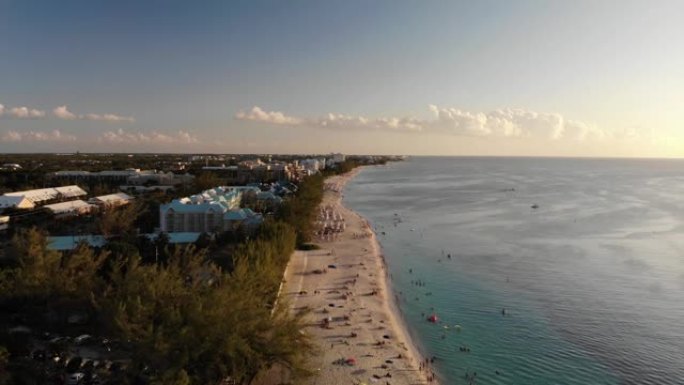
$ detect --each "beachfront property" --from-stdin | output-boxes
[299,158,326,173]
[159,186,264,233]
[202,159,296,184]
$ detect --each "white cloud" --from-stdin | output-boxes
[54,105,134,123]
[236,105,610,140]
[314,113,423,132]
[84,113,135,123]
[427,106,572,139]
[235,106,422,132]
[0,102,133,123]
[99,129,198,144]
[1,131,22,142]
[0,105,46,119]
[235,106,302,125]
[1,129,76,142]
[53,105,78,120]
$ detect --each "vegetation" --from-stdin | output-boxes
[276,174,324,246]
[0,221,312,384]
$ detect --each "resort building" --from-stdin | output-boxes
[119,185,175,194]
[0,195,35,210]
[159,186,264,233]
[44,200,96,219]
[202,159,295,184]
[88,192,133,209]
[0,185,87,210]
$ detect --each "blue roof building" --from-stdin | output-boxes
[160,186,264,233]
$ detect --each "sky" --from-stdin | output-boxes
[1,0,683,157]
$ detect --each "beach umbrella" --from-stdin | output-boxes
[346,357,357,365]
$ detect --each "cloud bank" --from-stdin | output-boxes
[1,129,76,142]
[0,104,46,119]
[99,129,198,144]
[236,105,607,140]
[53,105,135,122]
[0,102,134,123]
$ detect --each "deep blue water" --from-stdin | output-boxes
[344,157,684,385]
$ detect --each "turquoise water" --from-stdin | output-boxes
[343,157,684,385]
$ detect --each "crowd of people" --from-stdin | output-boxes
[314,204,346,242]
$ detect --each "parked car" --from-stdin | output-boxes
[66,372,84,385]
[74,334,93,345]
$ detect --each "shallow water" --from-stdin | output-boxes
[344,157,684,385]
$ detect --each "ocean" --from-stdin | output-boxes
[343,157,684,385]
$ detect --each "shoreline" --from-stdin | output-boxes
[276,167,438,385]
[346,172,437,382]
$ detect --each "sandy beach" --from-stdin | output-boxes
[280,168,438,385]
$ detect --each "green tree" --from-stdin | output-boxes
[96,202,142,237]
[194,172,222,192]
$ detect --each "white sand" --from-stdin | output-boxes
[280,169,438,385]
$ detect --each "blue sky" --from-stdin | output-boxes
[1,0,683,156]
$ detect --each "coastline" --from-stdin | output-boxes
[277,167,437,385]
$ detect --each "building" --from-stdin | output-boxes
[127,171,194,186]
[50,169,194,186]
[159,186,263,233]
[0,216,9,232]
[299,158,322,173]
[1,163,22,170]
[51,170,139,184]
[0,185,87,208]
[44,200,96,218]
[0,195,35,211]
[88,192,133,209]
[47,235,108,251]
[119,185,175,194]
[202,160,296,184]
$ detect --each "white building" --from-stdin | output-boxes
[89,192,133,209]
[299,159,321,173]
[0,185,87,209]
[159,186,263,233]
[0,195,35,210]
[44,200,96,218]
[1,163,22,170]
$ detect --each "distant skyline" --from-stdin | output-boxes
[1,0,683,157]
